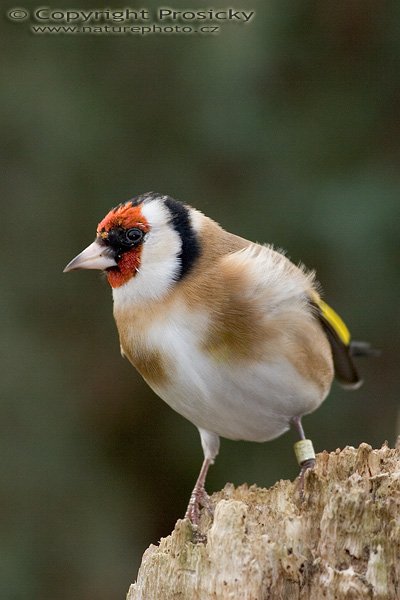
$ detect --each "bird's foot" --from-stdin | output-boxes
[292,434,316,499]
[185,485,212,525]
[297,457,316,498]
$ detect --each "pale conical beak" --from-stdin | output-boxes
[63,240,117,272]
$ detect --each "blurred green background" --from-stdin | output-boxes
[2,0,399,598]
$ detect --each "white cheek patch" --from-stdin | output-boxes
[112,199,182,306]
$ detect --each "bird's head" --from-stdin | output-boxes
[64,192,201,299]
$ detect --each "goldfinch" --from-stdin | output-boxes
[64,192,373,523]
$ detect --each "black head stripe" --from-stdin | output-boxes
[164,196,201,280]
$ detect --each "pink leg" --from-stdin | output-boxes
[185,457,212,524]
[291,416,316,495]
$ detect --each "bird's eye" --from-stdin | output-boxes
[124,228,144,245]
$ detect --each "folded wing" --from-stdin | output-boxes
[312,299,377,389]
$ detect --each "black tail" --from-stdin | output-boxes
[349,341,381,358]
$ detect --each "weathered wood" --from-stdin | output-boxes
[128,444,400,599]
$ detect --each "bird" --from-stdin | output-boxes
[64,192,374,524]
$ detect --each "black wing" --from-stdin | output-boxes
[312,299,377,389]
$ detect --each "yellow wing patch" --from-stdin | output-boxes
[317,299,351,346]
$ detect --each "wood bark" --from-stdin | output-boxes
[128,443,400,599]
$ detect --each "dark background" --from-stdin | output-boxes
[2,1,399,598]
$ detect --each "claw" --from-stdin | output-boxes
[185,486,211,524]
[297,457,316,498]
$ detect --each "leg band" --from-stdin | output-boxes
[294,439,315,465]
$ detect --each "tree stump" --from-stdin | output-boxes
[128,443,400,599]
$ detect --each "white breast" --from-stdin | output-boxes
[133,303,326,443]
